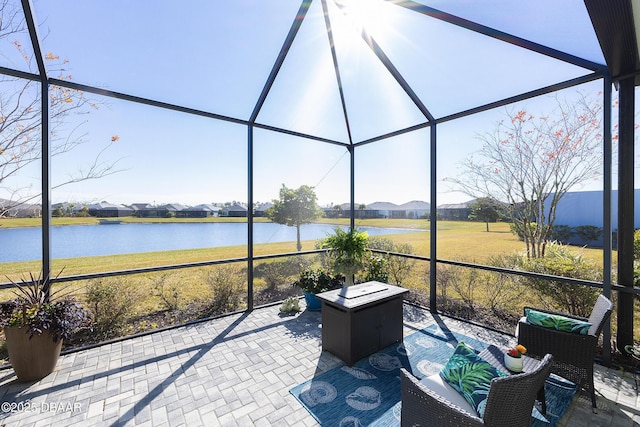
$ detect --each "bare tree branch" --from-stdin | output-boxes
[0,3,123,217]
[448,93,603,258]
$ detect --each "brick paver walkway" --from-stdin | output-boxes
[0,303,637,426]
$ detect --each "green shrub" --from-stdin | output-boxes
[510,222,525,241]
[573,225,602,245]
[365,255,389,283]
[367,237,416,285]
[484,254,528,313]
[253,258,305,290]
[85,278,140,339]
[293,267,341,293]
[519,242,601,317]
[386,243,417,285]
[152,274,184,311]
[425,263,456,309]
[445,264,479,311]
[634,229,640,260]
[550,225,573,243]
[201,265,244,317]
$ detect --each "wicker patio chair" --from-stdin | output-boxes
[400,353,553,427]
[517,294,613,411]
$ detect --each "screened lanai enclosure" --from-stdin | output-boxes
[0,0,639,359]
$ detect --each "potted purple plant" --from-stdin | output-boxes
[0,271,91,381]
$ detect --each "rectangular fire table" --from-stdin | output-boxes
[316,281,409,366]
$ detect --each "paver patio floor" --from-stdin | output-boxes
[0,302,638,426]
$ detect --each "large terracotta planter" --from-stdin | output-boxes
[4,326,63,381]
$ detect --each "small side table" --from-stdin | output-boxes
[316,281,408,366]
[479,345,548,415]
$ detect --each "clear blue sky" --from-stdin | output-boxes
[2,0,634,207]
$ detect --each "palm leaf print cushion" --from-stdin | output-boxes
[439,342,506,417]
[525,308,591,335]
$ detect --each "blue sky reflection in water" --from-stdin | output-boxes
[0,223,422,263]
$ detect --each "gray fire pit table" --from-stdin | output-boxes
[316,281,409,366]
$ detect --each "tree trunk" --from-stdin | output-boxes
[296,224,302,252]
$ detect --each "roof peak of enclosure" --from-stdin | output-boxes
[3,0,610,144]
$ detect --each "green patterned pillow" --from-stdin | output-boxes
[439,342,506,418]
[525,308,591,335]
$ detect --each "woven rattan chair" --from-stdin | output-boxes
[400,353,553,427]
[517,294,613,411]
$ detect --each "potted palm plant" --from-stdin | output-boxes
[293,267,341,311]
[0,271,91,381]
[323,227,369,287]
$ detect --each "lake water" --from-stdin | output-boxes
[0,222,422,262]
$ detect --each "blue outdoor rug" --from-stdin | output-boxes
[290,324,577,426]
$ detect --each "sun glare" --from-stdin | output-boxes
[334,0,396,41]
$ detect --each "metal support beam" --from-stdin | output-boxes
[321,0,354,145]
[602,75,613,364]
[21,0,47,76]
[250,0,312,123]
[41,80,51,298]
[349,145,355,230]
[21,0,51,295]
[247,126,255,311]
[616,76,635,352]
[397,0,605,72]
[429,125,437,312]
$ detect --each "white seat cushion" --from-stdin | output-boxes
[419,373,476,415]
[587,295,612,336]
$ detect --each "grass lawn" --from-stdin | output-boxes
[0,217,635,342]
[0,218,608,276]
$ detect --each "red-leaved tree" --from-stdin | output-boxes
[449,93,603,258]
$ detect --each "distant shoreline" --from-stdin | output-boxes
[0,216,430,230]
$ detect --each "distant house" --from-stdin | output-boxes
[322,203,378,219]
[163,204,187,215]
[87,201,134,218]
[322,201,430,219]
[133,205,163,218]
[0,199,41,217]
[19,204,42,217]
[222,204,247,217]
[437,201,474,220]
[254,202,273,217]
[52,202,80,216]
[367,201,403,218]
[129,203,152,217]
[323,203,349,218]
[552,190,640,230]
[129,203,186,218]
[129,203,151,211]
[354,203,382,219]
[398,200,430,219]
[178,204,220,218]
